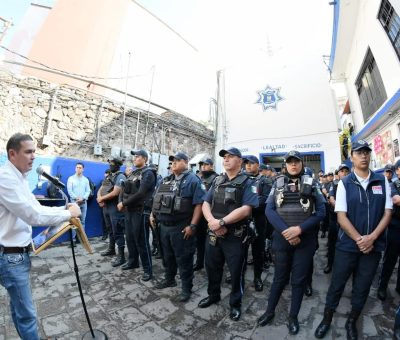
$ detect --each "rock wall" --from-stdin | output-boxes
[0,69,215,162]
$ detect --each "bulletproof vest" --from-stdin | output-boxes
[201,171,218,191]
[211,174,248,220]
[100,171,122,196]
[393,180,400,219]
[274,175,314,226]
[152,171,193,218]
[122,169,142,202]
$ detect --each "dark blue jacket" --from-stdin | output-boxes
[389,180,400,230]
[337,171,387,253]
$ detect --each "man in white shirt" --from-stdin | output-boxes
[315,140,392,340]
[0,133,80,340]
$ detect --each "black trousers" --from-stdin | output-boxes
[325,249,381,312]
[103,203,125,248]
[205,232,247,308]
[195,218,207,267]
[124,211,152,274]
[378,228,400,292]
[267,240,316,317]
[160,222,195,293]
[251,212,267,278]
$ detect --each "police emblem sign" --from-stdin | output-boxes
[256,85,284,111]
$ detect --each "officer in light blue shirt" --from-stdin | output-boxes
[67,162,90,233]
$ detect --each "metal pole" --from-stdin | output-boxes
[122,52,131,153]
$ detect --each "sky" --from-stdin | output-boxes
[0,0,334,121]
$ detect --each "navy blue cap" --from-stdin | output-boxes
[243,155,259,164]
[395,159,400,169]
[219,147,242,158]
[107,157,124,166]
[284,150,302,162]
[131,149,148,159]
[384,164,394,172]
[199,158,214,165]
[351,139,372,151]
[259,164,273,170]
[337,164,350,172]
[169,152,188,162]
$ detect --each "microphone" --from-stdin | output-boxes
[36,165,66,189]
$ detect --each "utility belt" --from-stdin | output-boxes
[160,220,189,226]
[208,222,248,238]
[0,245,32,254]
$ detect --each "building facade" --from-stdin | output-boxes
[330,0,400,169]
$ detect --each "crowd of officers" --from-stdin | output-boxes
[94,141,400,339]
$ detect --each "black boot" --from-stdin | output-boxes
[345,310,360,340]
[315,307,334,338]
[100,243,116,256]
[111,247,125,267]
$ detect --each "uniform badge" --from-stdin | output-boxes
[251,185,257,193]
[372,185,383,194]
[288,183,297,192]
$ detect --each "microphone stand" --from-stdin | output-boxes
[58,187,108,340]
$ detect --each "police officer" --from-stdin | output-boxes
[324,164,350,274]
[117,149,156,281]
[194,157,218,271]
[315,140,392,340]
[320,173,333,238]
[258,150,325,335]
[377,160,400,301]
[243,155,272,291]
[198,147,258,321]
[97,158,126,267]
[150,152,205,302]
[383,163,395,183]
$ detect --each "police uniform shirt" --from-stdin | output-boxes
[204,174,259,209]
[335,173,392,213]
[265,179,326,234]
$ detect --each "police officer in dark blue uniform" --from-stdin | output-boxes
[194,157,218,271]
[315,140,392,340]
[324,164,350,274]
[98,157,127,267]
[377,160,400,301]
[243,155,272,291]
[258,150,325,335]
[117,149,156,281]
[198,147,258,321]
[150,152,205,302]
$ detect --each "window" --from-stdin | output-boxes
[355,48,387,122]
[378,0,400,60]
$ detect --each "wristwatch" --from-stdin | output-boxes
[219,219,226,227]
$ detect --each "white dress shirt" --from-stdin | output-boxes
[335,171,393,212]
[0,160,71,247]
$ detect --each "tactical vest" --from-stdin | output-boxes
[100,171,122,197]
[331,179,339,198]
[201,171,218,191]
[393,180,400,219]
[152,171,193,219]
[274,175,314,226]
[211,174,248,221]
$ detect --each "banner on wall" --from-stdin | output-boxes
[373,130,394,168]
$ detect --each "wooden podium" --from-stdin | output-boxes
[32,217,92,254]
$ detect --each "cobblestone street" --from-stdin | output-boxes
[0,237,398,339]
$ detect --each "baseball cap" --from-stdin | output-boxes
[131,149,148,159]
[199,158,214,165]
[243,155,259,164]
[219,147,242,158]
[284,150,302,162]
[395,159,400,169]
[259,164,273,170]
[169,152,188,162]
[327,172,334,176]
[337,164,350,172]
[107,157,124,166]
[384,164,394,172]
[351,140,372,152]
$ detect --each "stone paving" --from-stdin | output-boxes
[0,237,398,339]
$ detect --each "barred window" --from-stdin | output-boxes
[355,48,387,122]
[378,0,400,60]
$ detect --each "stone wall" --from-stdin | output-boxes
[0,69,215,162]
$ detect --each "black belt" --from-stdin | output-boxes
[0,245,31,254]
[160,220,185,226]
